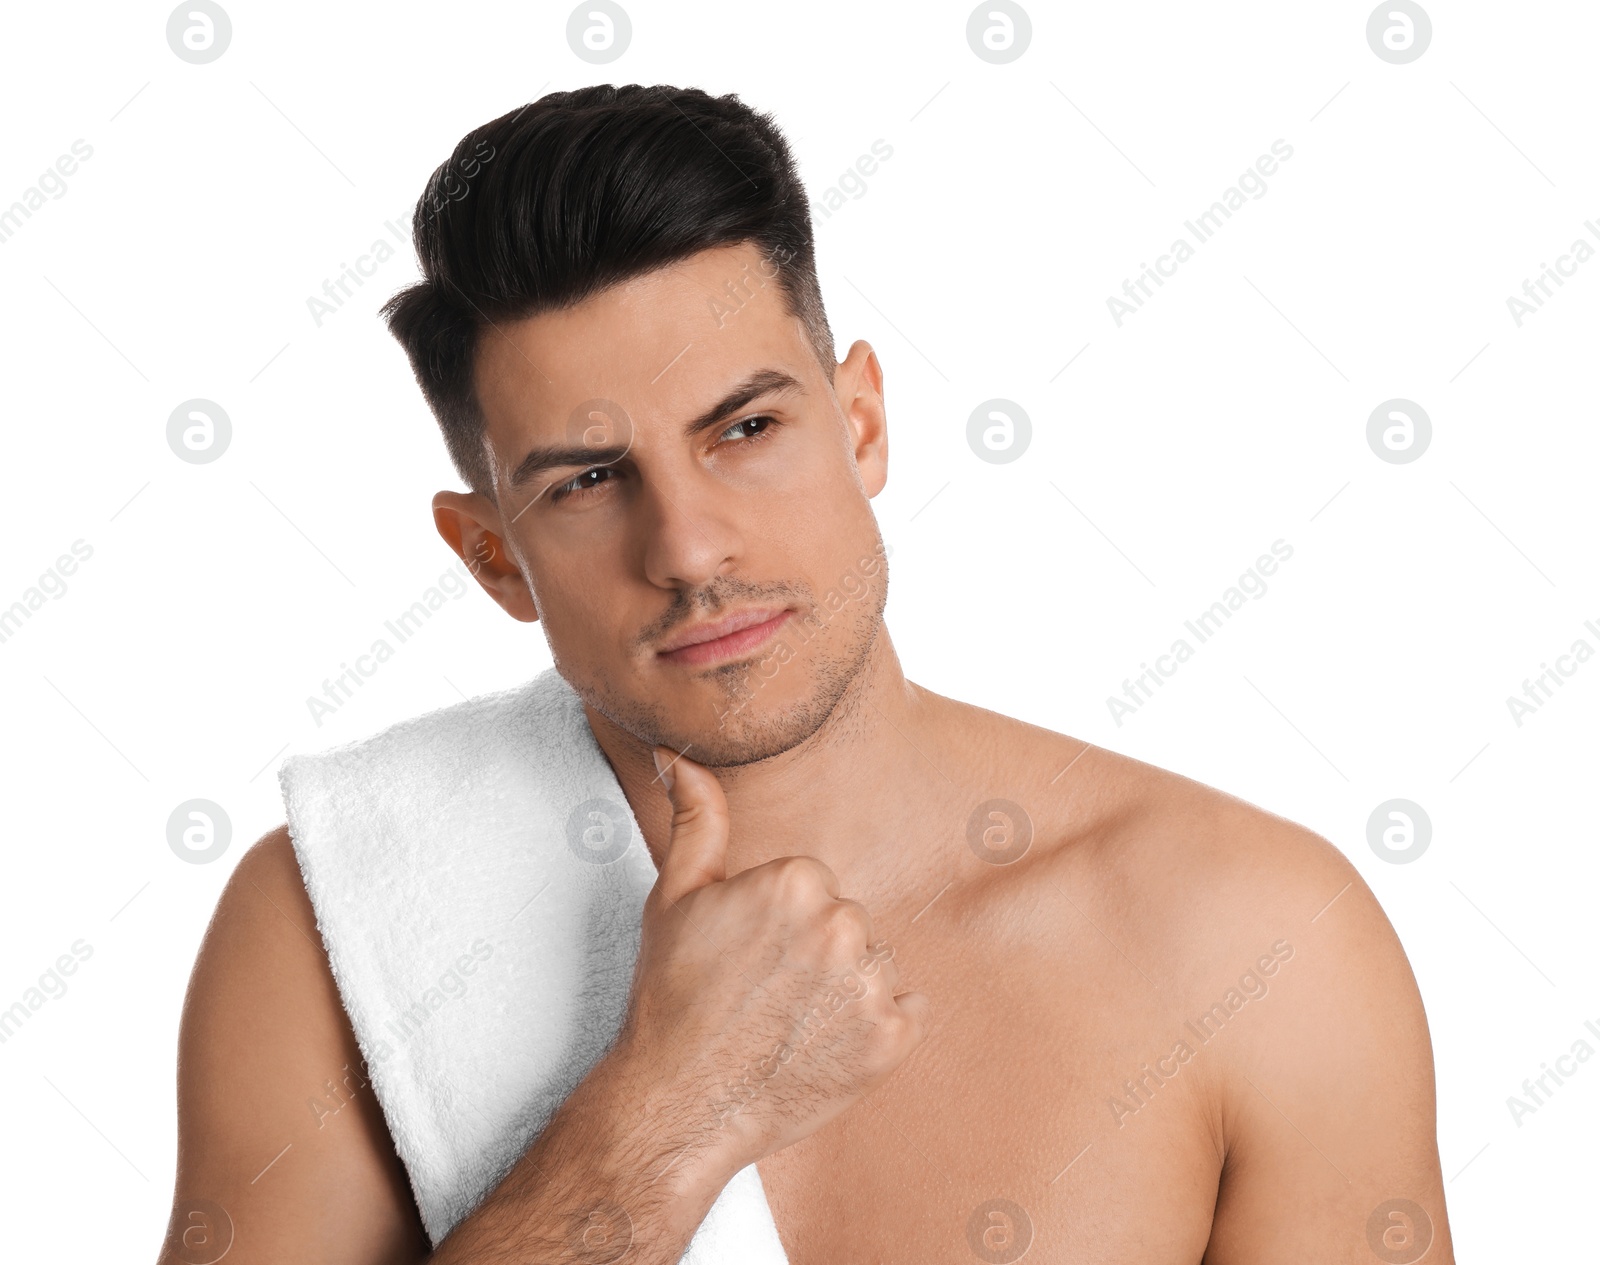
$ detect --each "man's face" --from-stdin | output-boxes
[467,240,890,766]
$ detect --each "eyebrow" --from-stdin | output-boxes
[506,367,805,492]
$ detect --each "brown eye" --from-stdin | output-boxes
[550,465,617,502]
[718,415,775,443]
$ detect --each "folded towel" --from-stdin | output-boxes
[278,666,789,1261]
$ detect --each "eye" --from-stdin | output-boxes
[717,414,778,444]
[546,415,779,505]
[547,464,617,503]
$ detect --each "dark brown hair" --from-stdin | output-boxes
[381,84,835,503]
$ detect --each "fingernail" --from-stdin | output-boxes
[652,747,675,792]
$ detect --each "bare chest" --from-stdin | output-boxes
[754,913,1224,1264]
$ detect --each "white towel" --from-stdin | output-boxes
[278,665,789,1261]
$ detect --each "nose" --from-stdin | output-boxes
[636,464,744,593]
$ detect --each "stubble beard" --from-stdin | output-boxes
[567,580,886,769]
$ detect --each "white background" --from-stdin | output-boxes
[1,0,1594,1258]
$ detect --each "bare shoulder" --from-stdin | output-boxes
[942,697,1353,890]
[927,698,1450,1253]
[1066,742,1409,1001]
[945,696,1384,963]
[1027,732,1449,1257]
[163,825,428,1264]
[938,696,1401,973]
[1005,721,1422,1025]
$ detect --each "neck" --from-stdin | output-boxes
[583,626,947,900]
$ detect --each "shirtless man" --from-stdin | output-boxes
[162,85,1453,1263]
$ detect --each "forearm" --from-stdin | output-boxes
[425,1048,741,1265]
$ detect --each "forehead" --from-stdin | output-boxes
[473,241,813,462]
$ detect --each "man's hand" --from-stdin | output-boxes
[608,746,932,1173]
[161,757,931,1265]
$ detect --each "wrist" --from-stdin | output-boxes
[589,1036,755,1191]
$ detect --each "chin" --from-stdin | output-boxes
[664,623,882,767]
[671,688,836,768]
[566,602,884,766]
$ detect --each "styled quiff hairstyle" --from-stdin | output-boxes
[381,84,835,504]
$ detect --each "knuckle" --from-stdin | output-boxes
[871,1008,915,1055]
[820,903,867,955]
[768,855,825,902]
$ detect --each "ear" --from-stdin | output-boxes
[835,339,888,497]
[432,490,538,623]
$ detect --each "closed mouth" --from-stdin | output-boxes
[654,607,794,667]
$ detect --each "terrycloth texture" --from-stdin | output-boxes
[278,666,789,1261]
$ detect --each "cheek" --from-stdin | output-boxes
[522,555,617,643]
[749,484,862,584]
[748,431,861,526]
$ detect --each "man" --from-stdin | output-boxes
[163,85,1453,1263]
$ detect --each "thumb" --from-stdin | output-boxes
[892,989,934,1044]
[651,746,730,903]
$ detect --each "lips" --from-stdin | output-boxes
[655,606,793,667]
